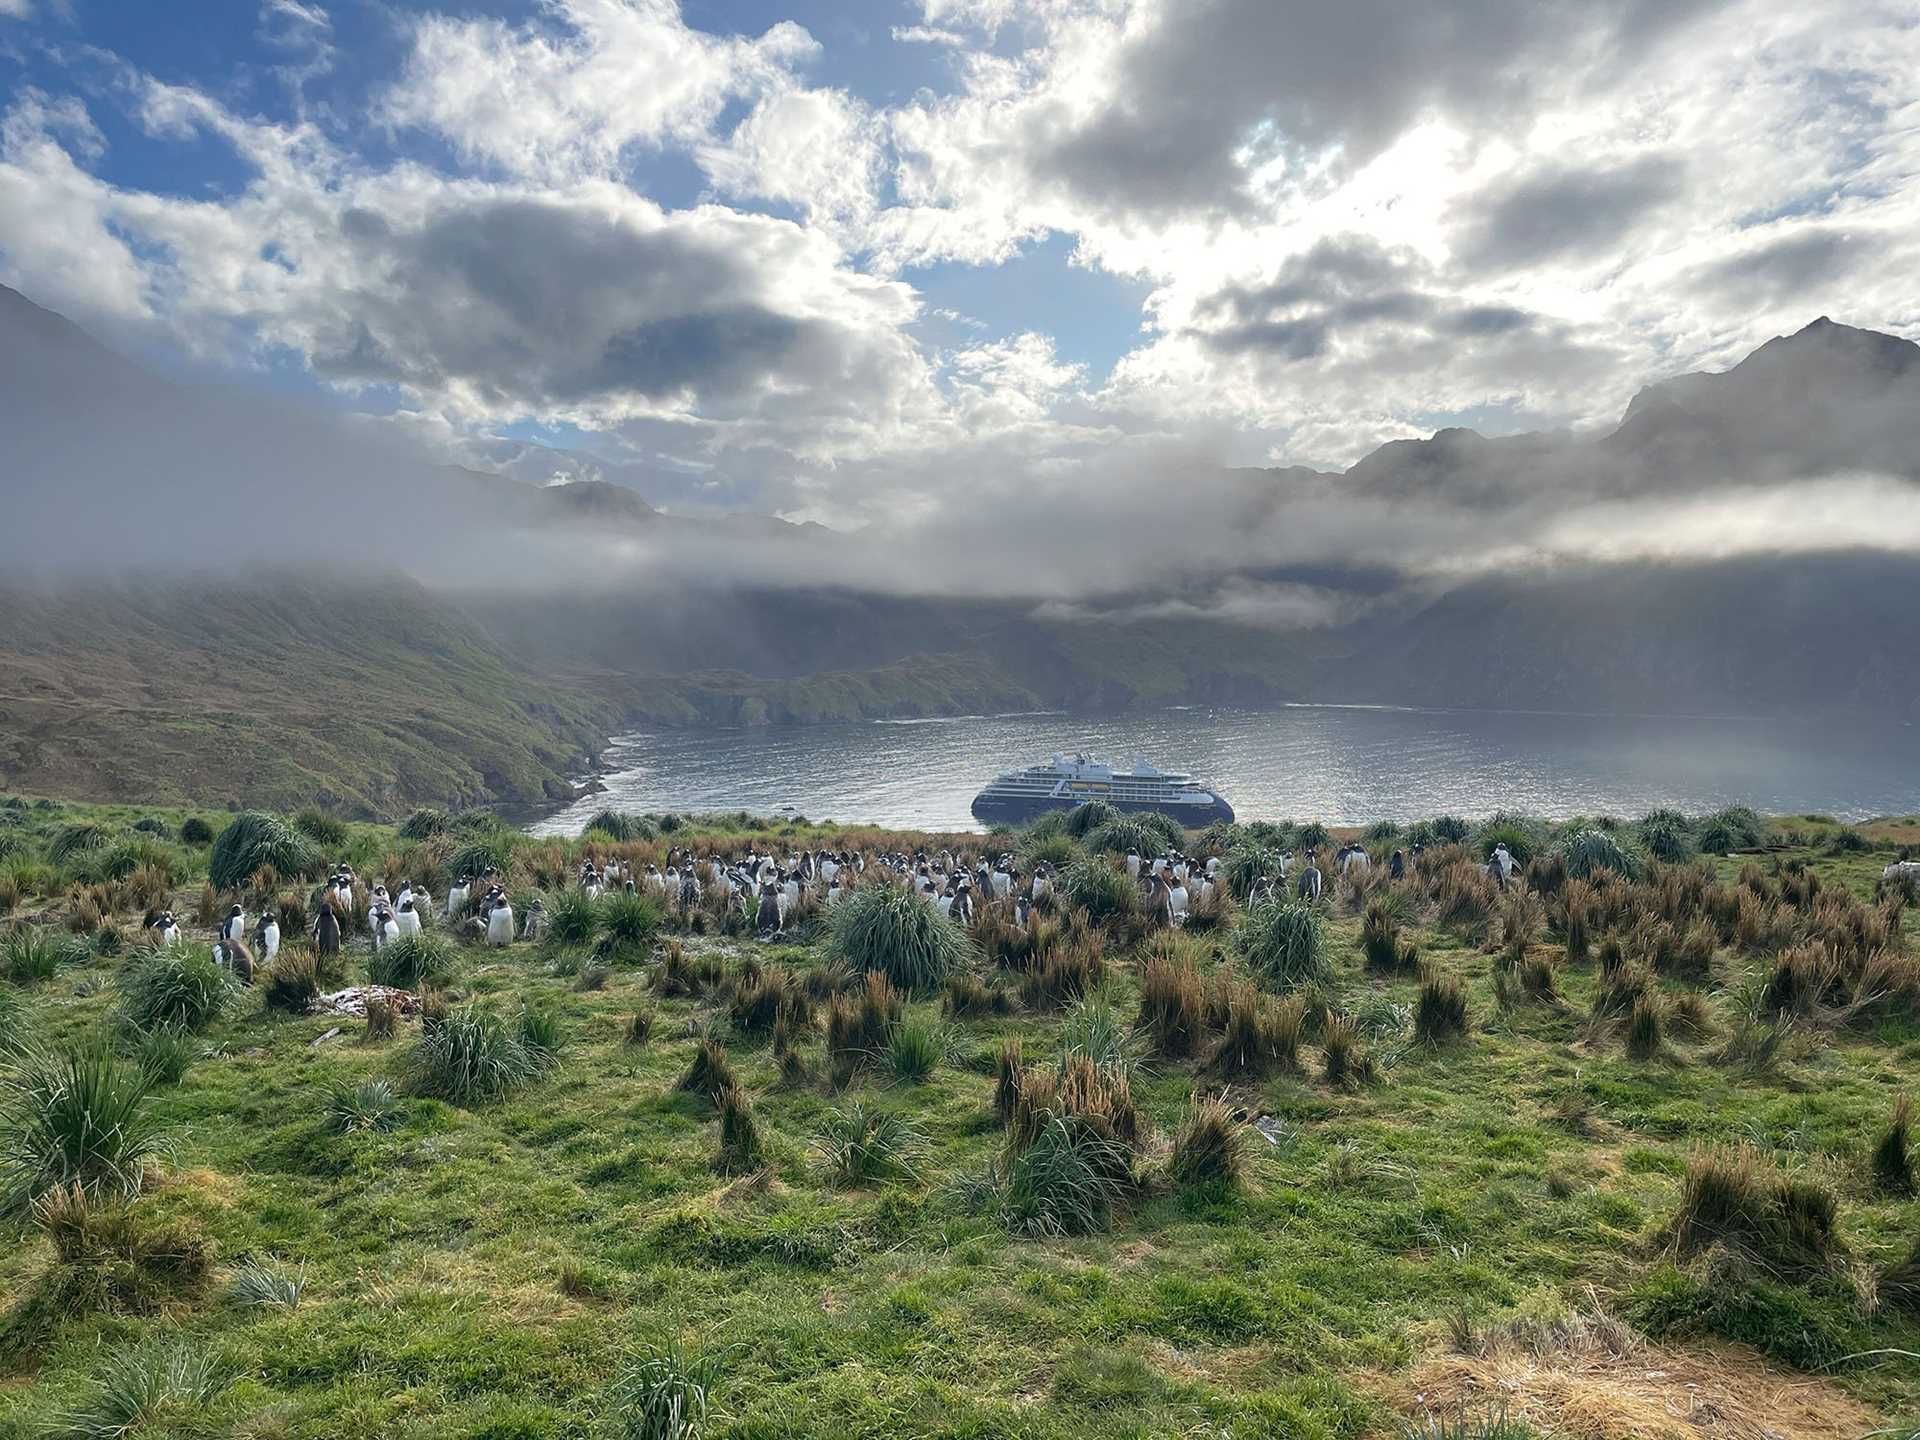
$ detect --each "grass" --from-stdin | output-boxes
[1232,899,1330,991]
[368,930,460,989]
[207,810,321,890]
[227,1255,305,1309]
[48,1338,238,1439]
[1168,1094,1245,1188]
[827,884,975,990]
[814,1100,925,1186]
[405,1004,548,1104]
[0,798,1915,1435]
[117,946,231,1033]
[0,1039,168,1218]
[603,1340,725,1440]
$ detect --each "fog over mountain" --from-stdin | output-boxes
[2,0,1917,811]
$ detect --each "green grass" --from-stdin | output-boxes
[0,1039,169,1218]
[0,796,1914,1436]
[827,884,975,990]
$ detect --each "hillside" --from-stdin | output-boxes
[0,797,1914,1436]
[5,284,1919,814]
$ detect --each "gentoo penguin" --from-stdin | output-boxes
[395,896,422,938]
[1126,850,1142,879]
[1297,864,1322,902]
[644,864,665,894]
[253,911,281,962]
[222,904,246,945]
[1167,872,1189,917]
[1014,894,1031,927]
[1145,875,1174,928]
[1492,844,1515,883]
[1388,849,1406,881]
[446,875,470,919]
[315,902,342,959]
[755,880,782,934]
[679,868,701,908]
[522,899,547,942]
[213,936,254,984]
[151,911,182,947]
[371,905,400,950]
[485,896,514,947]
[1031,866,1051,901]
[952,878,976,927]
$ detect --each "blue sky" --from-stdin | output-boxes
[0,0,1914,519]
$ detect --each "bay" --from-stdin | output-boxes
[528,705,1919,836]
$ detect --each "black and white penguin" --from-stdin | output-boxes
[446,875,470,919]
[1126,849,1142,879]
[213,936,254,985]
[951,878,975,927]
[315,901,342,959]
[1144,874,1174,928]
[522,899,547,942]
[1388,849,1406,881]
[1297,864,1322,902]
[371,905,399,950]
[395,896,422,938]
[253,911,281,962]
[755,880,782,934]
[151,911,182,947]
[486,895,514,947]
[222,904,246,945]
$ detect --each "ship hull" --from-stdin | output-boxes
[970,790,1235,828]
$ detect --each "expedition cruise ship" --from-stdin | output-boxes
[970,753,1235,827]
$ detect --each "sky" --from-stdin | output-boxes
[1,0,1917,526]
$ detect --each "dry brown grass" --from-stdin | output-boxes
[1402,1330,1881,1440]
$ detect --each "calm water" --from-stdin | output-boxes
[528,705,1920,836]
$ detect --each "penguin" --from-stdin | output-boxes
[1388,849,1406,882]
[1145,874,1174,928]
[951,878,975,927]
[1297,864,1322,902]
[1014,894,1032,928]
[486,896,514,947]
[371,905,400,951]
[755,879,782,934]
[253,911,280,962]
[1031,866,1051,901]
[315,901,342,960]
[395,896,422,938]
[213,936,254,985]
[1126,849,1142,879]
[522,899,547,942]
[1168,873,1189,917]
[936,883,956,918]
[446,875,470,919]
[152,911,182,947]
[222,904,246,945]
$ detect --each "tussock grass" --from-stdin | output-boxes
[604,1340,723,1440]
[1232,900,1329,992]
[209,811,320,890]
[1670,1144,1840,1273]
[1415,973,1470,1045]
[0,1040,167,1218]
[406,1004,546,1104]
[1208,982,1302,1078]
[118,947,231,1033]
[1058,860,1143,934]
[50,1339,239,1440]
[1168,1094,1245,1188]
[815,1099,924,1187]
[677,1038,739,1106]
[886,1017,948,1085]
[227,1255,305,1309]
[368,932,459,990]
[2,926,62,984]
[827,884,974,990]
[1872,1096,1914,1196]
[715,1082,765,1174]
[328,1076,403,1133]
[262,950,319,1014]
[132,1026,194,1087]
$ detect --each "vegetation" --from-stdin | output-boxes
[826,884,974,990]
[208,810,321,890]
[0,1040,168,1218]
[0,794,1913,1436]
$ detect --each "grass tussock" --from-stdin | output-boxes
[603,1340,723,1440]
[1670,1144,1841,1274]
[1232,900,1330,992]
[118,947,231,1034]
[1168,1094,1246,1189]
[1414,973,1470,1045]
[815,1099,924,1187]
[0,1040,169,1218]
[677,1037,740,1106]
[406,1004,548,1105]
[368,931,460,990]
[1208,982,1303,1078]
[1871,1096,1914,1196]
[827,884,974,991]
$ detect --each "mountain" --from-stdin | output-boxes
[3,287,1917,815]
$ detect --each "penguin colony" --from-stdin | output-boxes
[163,834,1480,985]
